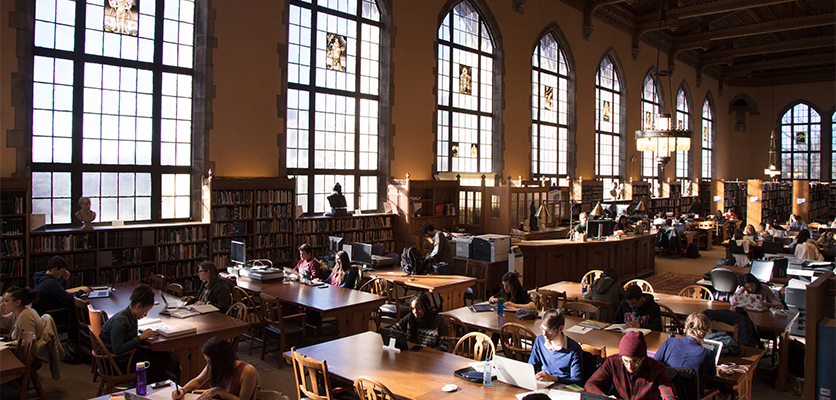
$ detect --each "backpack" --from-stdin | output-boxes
[400,247,425,275]
[705,332,742,357]
[686,242,701,258]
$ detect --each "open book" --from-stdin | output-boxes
[603,323,652,336]
[577,320,611,330]
[169,304,219,318]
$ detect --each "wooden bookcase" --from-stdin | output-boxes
[748,180,791,226]
[1,178,29,290]
[807,182,830,223]
[295,214,395,259]
[724,180,747,218]
[210,177,296,268]
[571,180,603,216]
[626,181,650,208]
[698,179,712,214]
[830,185,836,221]
[387,178,459,250]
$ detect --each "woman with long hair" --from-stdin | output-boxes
[731,273,784,309]
[528,309,583,385]
[183,261,231,313]
[327,250,358,289]
[172,336,256,400]
[653,313,714,393]
[489,272,535,309]
[390,292,447,351]
[0,286,44,341]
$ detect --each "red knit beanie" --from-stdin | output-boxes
[619,331,647,357]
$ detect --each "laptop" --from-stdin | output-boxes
[493,355,552,391]
[88,281,115,299]
[379,326,412,351]
[161,292,185,309]
[702,338,725,365]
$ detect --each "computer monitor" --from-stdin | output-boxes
[328,236,344,255]
[616,204,630,216]
[750,260,774,283]
[352,242,373,265]
[675,224,686,234]
[230,241,246,266]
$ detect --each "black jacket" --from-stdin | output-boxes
[193,279,231,314]
[701,309,759,347]
[33,271,79,313]
[614,293,663,331]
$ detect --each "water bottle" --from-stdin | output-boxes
[135,361,150,395]
[496,300,504,316]
[581,281,588,294]
[483,358,492,386]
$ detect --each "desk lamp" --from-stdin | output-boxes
[590,202,605,238]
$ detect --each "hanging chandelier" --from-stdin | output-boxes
[635,0,692,168]
[764,130,781,179]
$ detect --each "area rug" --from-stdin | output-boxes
[644,272,704,295]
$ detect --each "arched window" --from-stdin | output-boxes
[595,55,623,194]
[436,0,497,174]
[639,73,660,180]
[780,103,821,180]
[531,32,570,183]
[675,86,691,180]
[285,0,385,213]
[701,96,715,179]
[30,0,202,225]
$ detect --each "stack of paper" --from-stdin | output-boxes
[156,323,197,338]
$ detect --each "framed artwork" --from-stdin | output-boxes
[602,100,611,122]
[702,126,708,142]
[104,0,139,36]
[326,33,347,72]
[470,143,478,157]
[459,65,472,95]
[544,86,554,111]
[645,111,652,128]
[795,131,806,145]
[451,142,460,157]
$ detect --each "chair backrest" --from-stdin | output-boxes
[623,279,654,294]
[580,343,606,359]
[148,274,166,291]
[658,303,683,334]
[15,330,37,380]
[87,305,107,335]
[709,269,739,293]
[499,322,537,362]
[89,326,135,381]
[577,299,614,323]
[464,260,489,301]
[761,241,787,254]
[233,286,265,325]
[359,278,395,302]
[371,244,385,256]
[291,347,335,400]
[580,343,607,383]
[669,367,700,400]
[441,314,470,353]
[165,283,184,298]
[536,288,567,311]
[259,293,286,325]
[74,297,91,327]
[678,285,715,300]
[563,301,607,322]
[710,320,739,341]
[354,376,396,400]
[453,332,495,361]
[581,270,604,286]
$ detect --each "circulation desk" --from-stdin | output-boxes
[515,233,656,288]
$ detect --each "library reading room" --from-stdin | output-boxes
[1,0,835,399]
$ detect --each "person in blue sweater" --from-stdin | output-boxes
[653,313,715,394]
[528,309,583,385]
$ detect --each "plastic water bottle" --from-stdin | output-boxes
[496,300,504,316]
[135,361,150,395]
[483,358,492,386]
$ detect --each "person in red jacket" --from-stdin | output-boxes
[585,330,677,400]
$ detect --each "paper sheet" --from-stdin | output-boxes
[564,325,591,335]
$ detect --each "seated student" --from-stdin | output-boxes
[489,272,535,310]
[756,222,772,241]
[571,212,589,240]
[99,284,168,381]
[183,261,231,313]
[612,215,631,234]
[325,250,358,289]
[0,287,44,341]
[583,268,624,321]
[793,229,824,261]
[713,210,725,224]
[172,336,256,400]
[33,256,90,316]
[731,273,784,310]
[724,208,738,221]
[788,214,807,230]
[528,309,583,385]
[391,292,447,351]
[743,224,759,241]
[585,330,676,400]
[654,313,714,394]
[614,284,663,332]
[293,243,320,280]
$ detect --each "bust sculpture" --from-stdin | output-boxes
[75,196,96,230]
[326,183,349,216]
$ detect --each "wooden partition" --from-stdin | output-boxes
[804,272,835,398]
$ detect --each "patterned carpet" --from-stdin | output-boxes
[644,271,704,295]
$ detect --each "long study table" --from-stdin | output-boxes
[234,276,386,337]
[541,281,797,390]
[87,282,251,385]
[362,266,476,311]
[0,347,25,384]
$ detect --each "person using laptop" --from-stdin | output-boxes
[585,331,677,400]
[390,292,447,351]
[612,215,632,235]
[793,229,824,261]
[528,309,583,385]
[324,250,358,289]
[653,313,714,394]
[0,286,43,342]
[33,256,90,315]
[293,243,322,280]
[421,223,453,275]
[172,336,256,400]
[730,273,784,310]
[489,272,536,310]
[614,284,663,331]
[183,261,230,314]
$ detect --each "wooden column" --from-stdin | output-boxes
[792,180,809,219]
[747,179,762,227]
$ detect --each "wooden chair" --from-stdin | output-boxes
[255,388,291,400]
[148,274,166,291]
[89,326,137,396]
[710,320,739,341]
[678,285,714,300]
[577,299,614,323]
[441,313,470,353]
[728,241,750,267]
[580,343,607,382]
[563,301,608,322]
[87,305,107,336]
[658,303,683,334]
[672,367,722,400]
[452,332,495,361]
[73,297,93,364]
[165,283,184,298]
[580,343,606,358]
[581,270,604,286]
[290,347,350,400]
[233,286,268,355]
[623,279,654,294]
[259,293,307,368]
[535,288,567,311]
[14,331,46,400]
[464,260,489,305]
[359,277,404,328]
[354,376,396,400]
[499,322,537,361]
[225,301,249,352]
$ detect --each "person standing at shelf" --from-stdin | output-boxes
[421,223,453,275]
[183,261,231,314]
[293,243,321,280]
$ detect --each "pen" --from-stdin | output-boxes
[174,381,182,398]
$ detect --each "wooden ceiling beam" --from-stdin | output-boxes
[583,0,636,40]
[674,13,834,46]
[635,0,795,25]
[701,36,834,63]
[721,53,834,75]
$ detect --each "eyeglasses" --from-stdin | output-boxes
[621,357,643,367]
[539,326,554,334]
[198,269,207,274]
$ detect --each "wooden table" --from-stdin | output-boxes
[696,227,714,250]
[707,346,765,400]
[87,282,251,385]
[0,348,25,384]
[681,231,698,253]
[541,281,798,390]
[235,277,386,336]
[363,267,476,312]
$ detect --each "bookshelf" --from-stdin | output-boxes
[724,181,747,218]
[571,180,603,216]
[760,181,791,224]
[626,181,650,208]
[296,214,395,259]
[1,178,29,289]
[830,185,836,221]
[387,178,458,251]
[210,177,296,268]
[698,179,712,214]
[807,182,830,223]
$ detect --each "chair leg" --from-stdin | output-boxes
[30,371,46,400]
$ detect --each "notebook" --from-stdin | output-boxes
[493,355,553,391]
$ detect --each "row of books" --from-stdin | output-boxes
[255,204,292,219]
[1,239,24,256]
[212,190,253,205]
[31,234,95,253]
[0,196,25,214]
[212,206,252,221]
[254,189,294,204]
[31,253,96,271]
[98,230,156,248]
[295,219,331,234]
[158,244,209,261]
[255,219,293,234]
[253,233,293,249]
[0,259,24,277]
[212,221,246,236]
[1,218,25,236]
[158,226,208,244]
[98,248,155,266]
